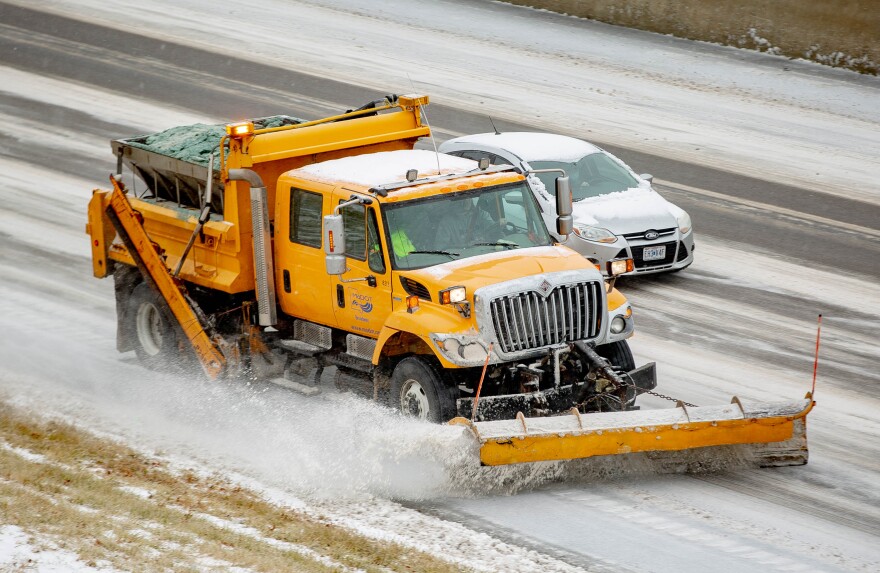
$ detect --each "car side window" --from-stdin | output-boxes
[457,150,503,164]
[289,188,323,248]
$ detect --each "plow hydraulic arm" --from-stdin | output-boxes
[99,175,227,379]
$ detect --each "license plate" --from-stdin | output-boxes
[643,245,666,261]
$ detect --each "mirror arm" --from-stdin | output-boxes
[340,275,377,287]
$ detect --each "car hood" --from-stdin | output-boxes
[571,188,678,235]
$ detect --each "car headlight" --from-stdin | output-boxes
[573,224,617,244]
[676,210,692,234]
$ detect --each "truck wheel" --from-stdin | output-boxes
[391,357,457,423]
[127,281,182,371]
[594,340,636,371]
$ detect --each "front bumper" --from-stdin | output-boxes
[456,362,657,421]
[564,229,695,275]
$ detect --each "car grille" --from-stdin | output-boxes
[490,281,602,353]
[633,240,677,269]
[623,227,676,241]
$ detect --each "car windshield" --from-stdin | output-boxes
[530,152,640,201]
[383,181,553,270]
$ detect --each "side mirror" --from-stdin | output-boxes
[555,176,573,236]
[324,214,347,275]
[639,173,654,184]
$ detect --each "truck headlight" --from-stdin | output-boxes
[610,316,627,334]
[676,210,692,234]
[432,334,491,364]
[440,286,466,305]
[573,224,617,244]
[606,258,634,276]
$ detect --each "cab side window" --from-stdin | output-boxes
[289,188,323,248]
[366,208,386,274]
[338,204,386,273]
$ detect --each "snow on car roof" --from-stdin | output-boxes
[448,132,601,163]
[294,149,477,187]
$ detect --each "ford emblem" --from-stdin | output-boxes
[644,230,659,240]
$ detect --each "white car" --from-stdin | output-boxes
[440,132,694,275]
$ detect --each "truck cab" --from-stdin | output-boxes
[271,149,642,421]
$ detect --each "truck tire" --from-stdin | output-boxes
[594,340,636,372]
[391,356,457,423]
[127,281,184,371]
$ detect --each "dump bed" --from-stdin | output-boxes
[92,95,432,295]
[112,115,304,213]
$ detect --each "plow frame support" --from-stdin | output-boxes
[102,176,227,379]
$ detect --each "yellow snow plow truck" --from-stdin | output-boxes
[86,94,813,467]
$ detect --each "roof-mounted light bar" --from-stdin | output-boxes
[369,163,517,196]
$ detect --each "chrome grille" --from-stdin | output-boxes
[490,281,602,353]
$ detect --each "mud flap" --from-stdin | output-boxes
[627,362,657,394]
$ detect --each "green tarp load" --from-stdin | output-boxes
[114,115,304,210]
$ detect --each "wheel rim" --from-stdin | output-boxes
[136,302,164,357]
[400,378,430,419]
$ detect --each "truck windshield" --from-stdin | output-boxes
[531,152,640,201]
[383,182,553,270]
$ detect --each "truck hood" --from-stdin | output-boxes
[572,188,678,235]
[399,246,599,297]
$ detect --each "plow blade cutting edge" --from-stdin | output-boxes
[450,395,814,467]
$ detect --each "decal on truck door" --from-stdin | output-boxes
[332,204,390,337]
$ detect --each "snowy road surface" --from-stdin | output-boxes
[1,1,879,571]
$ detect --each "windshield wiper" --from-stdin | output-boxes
[474,242,518,250]
[407,249,460,258]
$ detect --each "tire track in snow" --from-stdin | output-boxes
[549,488,857,573]
[695,473,880,537]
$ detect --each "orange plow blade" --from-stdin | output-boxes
[450,395,814,467]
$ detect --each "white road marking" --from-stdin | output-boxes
[655,178,880,239]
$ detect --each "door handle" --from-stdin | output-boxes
[336,284,345,308]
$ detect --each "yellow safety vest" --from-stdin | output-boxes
[391,229,415,256]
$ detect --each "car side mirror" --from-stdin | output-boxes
[640,173,654,184]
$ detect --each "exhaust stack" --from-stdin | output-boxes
[229,169,277,327]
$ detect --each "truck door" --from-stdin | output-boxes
[275,186,338,327]
[331,202,391,338]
